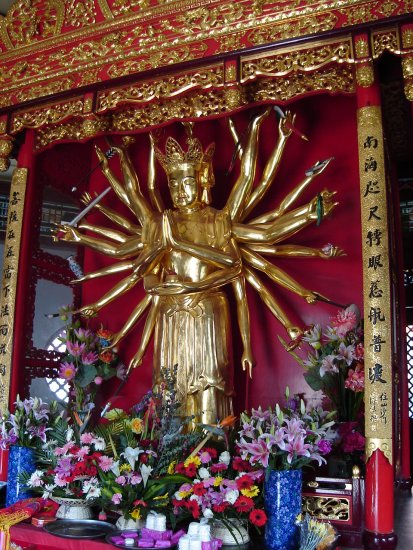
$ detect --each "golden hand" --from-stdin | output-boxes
[73,305,98,317]
[80,191,98,207]
[241,351,255,378]
[279,110,296,138]
[308,190,338,220]
[95,145,109,171]
[53,223,82,242]
[320,244,346,258]
[162,210,177,247]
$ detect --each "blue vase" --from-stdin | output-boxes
[264,469,302,550]
[6,445,36,506]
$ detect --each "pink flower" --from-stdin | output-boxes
[98,455,114,472]
[332,305,359,338]
[239,438,270,468]
[342,431,365,453]
[319,355,338,377]
[337,342,355,365]
[75,446,90,460]
[354,343,364,360]
[59,361,77,381]
[130,474,142,485]
[66,341,86,357]
[80,433,95,444]
[284,435,311,464]
[94,376,103,385]
[115,475,126,485]
[111,493,122,505]
[81,351,98,365]
[345,364,364,392]
[199,451,212,464]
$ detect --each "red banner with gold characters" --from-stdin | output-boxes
[358,105,392,464]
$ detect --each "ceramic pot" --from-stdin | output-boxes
[51,496,93,520]
[210,518,250,546]
[264,469,302,550]
[6,445,35,506]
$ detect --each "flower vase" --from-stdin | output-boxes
[51,496,93,520]
[264,469,302,550]
[6,445,36,506]
[210,518,250,546]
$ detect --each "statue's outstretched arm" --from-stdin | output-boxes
[246,243,345,258]
[242,111,294,220]
[232,190,338,245]
[56,225,143,258]
[228,117,244,159]
[163,211,239,268]
[72,260,135,284]
[144,264,241,296]
[243,266,302,341]
[226,108,271,222]
[106,294,153,350]
[95,145,136,216]
[107,137,153,225]
[128,296,159,372]
[148,133,164,212]
[241,247,323,303]
[81,192,141,234]
[232,276,255,378]
[78,222,130,244]
[249,158,334,225]
[75,271,142,317]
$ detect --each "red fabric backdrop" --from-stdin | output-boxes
[36,93,362,414]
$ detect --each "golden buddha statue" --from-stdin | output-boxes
[56,108,343,423]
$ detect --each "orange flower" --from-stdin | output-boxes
[99,351,113,364]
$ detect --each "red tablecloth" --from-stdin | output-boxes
[10,522,116,549]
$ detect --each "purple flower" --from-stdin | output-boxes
[59,361,77,381]
[55,457,73,477]
[81,351,98,365]
[251,407,271,422]
[66,341,86,357]
[240,438,270,468]
[284,436,311,464]
[318,439,332,455]
[74,328,93,341]
[337,342,355,365]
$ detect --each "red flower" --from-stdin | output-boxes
[212,503,229,513]
[185,463,197,478]
[236,474,253,490]
[249,509,267,527]
[133,499,147,507]
[210,463,228,473]
[234,496,255,513]
[204,447,218,459]
[186,500,200,519]
[99,351,114,364]
[175,463,187,475]
[232,457,252,472]
[193,482,207,496]
[172,499,186,508]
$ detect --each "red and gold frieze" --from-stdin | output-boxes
[0,1,412,110]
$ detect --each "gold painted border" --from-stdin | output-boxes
[0,168,28,412]
[357,105,393,464]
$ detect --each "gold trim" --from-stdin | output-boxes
[96,0,115,19]
[357,105,393,464]
[355,37,369,59]
[365,438,393,464]
[0,167,27,412]
[35,67,354,149]
[11,98,85,133]
[241,37,354,82]
[302,495,350,522]
[402,57,413,79]
[356,63,375,87]
[371,28,401,59]
[402,28,413,49]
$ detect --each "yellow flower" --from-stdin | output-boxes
[130,417,144,434]
[241,485,259,498]
[167,461,176,474]
[178,487,193,498]
[120,464,132,473]
[130,508,141,520]
[154,493,168,501]
[184,455,201,468]
[213,476,223,487]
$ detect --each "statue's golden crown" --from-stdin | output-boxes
[155,136,215,174]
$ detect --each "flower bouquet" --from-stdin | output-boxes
[90,368,203,523]
[58,307,126,423]
[0,396,60,450]
[296,304,365,423]
[171,447,267,529]
[289,304,365,474]
[235,392,335,550]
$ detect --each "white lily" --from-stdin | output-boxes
[122,446,144,470]
[140,463,153,487]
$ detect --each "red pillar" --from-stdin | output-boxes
[354,32,397,550]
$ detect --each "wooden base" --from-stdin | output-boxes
[362,530,398,549]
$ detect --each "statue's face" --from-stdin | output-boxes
[168,164,200,209]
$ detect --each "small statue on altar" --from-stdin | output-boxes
[55,108,343,423]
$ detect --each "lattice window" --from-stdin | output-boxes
[407,326,413,418]
[45,327,69,403]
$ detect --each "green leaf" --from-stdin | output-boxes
[303,370,324,391]
[76,365,98,388]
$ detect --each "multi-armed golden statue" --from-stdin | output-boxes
[56,108,342,423]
